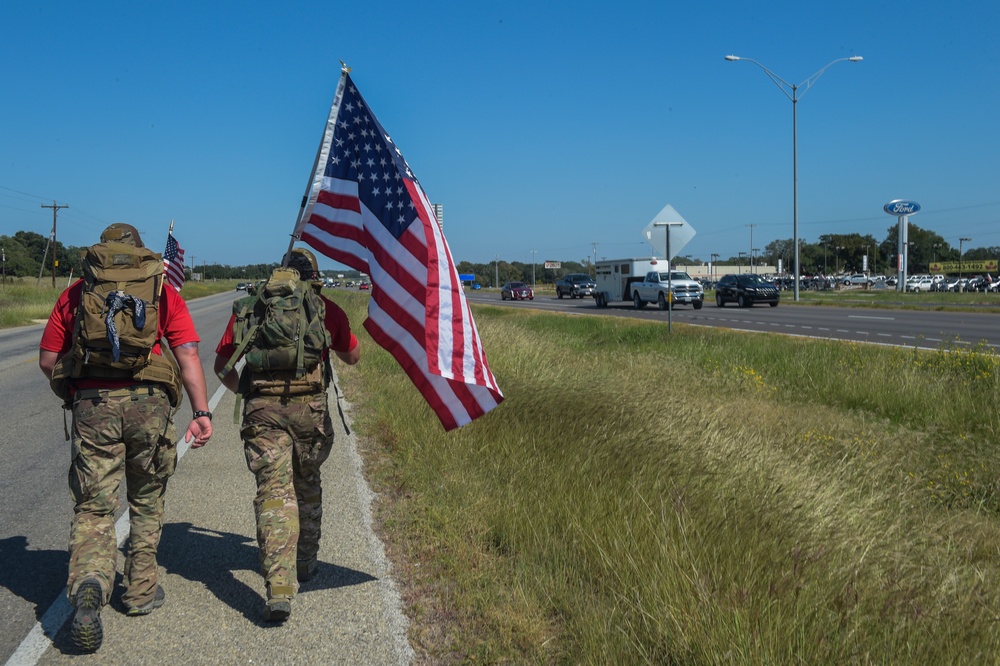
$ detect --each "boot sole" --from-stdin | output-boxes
[70,582,104,652]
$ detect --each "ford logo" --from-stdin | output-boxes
[883,200,920,215]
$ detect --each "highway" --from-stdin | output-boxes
[465,291,1000,351]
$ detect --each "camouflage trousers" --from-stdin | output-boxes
[68,384,177,610]
[240,391,334,599]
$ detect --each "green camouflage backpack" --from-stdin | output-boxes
[219,267,332,387]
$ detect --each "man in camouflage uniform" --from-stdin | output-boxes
[214,247,360,622]
[39,223,214,652]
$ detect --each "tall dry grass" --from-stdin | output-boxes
[334,294,1000,664]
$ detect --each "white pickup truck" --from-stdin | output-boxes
[631,270,704,310]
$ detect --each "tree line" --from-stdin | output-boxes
[4,222,997,286]
[457,222,997,286]
[0,230,363,283]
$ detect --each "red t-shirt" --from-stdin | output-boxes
[40,279,200,389]
[215,293,357,360]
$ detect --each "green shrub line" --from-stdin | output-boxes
[334,294,1000,663]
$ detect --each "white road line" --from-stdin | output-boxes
[5,382,232,666]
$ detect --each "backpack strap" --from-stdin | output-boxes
[217,297,261,381]
[295,291,308,377]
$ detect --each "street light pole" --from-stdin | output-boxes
[710,253,720,283]
[959,237,970,281]
[725,54,863,302]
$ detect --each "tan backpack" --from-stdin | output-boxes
[49,241,183,406]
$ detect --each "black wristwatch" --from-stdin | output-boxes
[193,410,213,421]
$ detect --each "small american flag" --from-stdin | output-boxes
[164,234,186,291]
[295,70,503,430]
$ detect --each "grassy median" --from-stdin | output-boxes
[332,292,1000,664]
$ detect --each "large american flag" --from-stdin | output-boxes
[294,70,503,430]
[164,234,186,291]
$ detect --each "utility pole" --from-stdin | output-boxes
[592,242,598,278]
[746,224,756,273]
[41,200,69,288]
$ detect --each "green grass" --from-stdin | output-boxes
[0,277,241,328]
[332,293,1000,664]
[784,286,1000,312]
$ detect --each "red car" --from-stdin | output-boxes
[359,282,370,290]
[501,281,533,301]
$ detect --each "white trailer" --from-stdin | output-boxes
[593,258,660,307]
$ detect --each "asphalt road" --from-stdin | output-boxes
[1,291,412,665]
[466,291,1000,351]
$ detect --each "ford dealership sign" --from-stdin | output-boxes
[883,200,920,215]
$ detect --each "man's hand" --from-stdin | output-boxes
[185,415,213,448]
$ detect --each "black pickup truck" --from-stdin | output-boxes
[556,273,597,299]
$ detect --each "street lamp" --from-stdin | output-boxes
[959,237,970,280]
[752,248,760,274]
[725,53,863,302]
[738,251,747,273]
[835,246,843,273]
[710,253,720,283]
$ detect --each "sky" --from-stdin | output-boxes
[2,0,999,273]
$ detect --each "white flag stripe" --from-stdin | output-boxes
[366,303,473,427]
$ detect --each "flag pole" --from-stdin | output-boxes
[160,219,174,298]
[284,62,352,267]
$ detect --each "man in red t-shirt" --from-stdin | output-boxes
[214,247,359,623]
[39,223,213,652]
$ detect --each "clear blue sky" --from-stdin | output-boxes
[2,0,998,272]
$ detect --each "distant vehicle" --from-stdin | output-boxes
[359,282,370,290]
[592,257,661,308]
[907,278,934,292]
[236,282,248,291]
[966,276,988,292]
[472,283,482,290]
[501,281,533,301]
[555,273,597,299]
[631,270,704,310]
[715,273,780,308]
[842,274,873,286]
